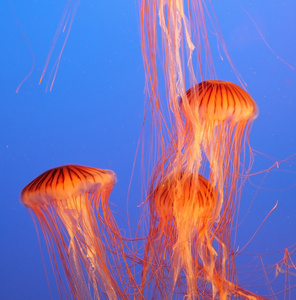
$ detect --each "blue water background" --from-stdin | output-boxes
[0,0,295,299]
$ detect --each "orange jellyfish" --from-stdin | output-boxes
[141,172,218,299]
[141,170,264,299]
[180,80,258,228]
[174,80,258,297]
[21,165,128,300]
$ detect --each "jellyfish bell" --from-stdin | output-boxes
[152,172,218,229]
[21,165,124,300]
[21,165,116,207]
[180,80,258,123]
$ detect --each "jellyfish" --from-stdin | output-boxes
[141,171,217,299]
[141,170,264,299]
[21,164,128,300]
[180,80,258,226]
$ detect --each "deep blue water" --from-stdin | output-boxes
[0,1,295,299]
